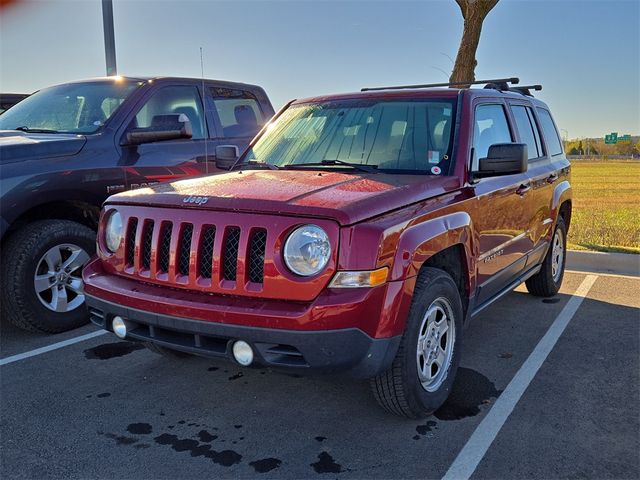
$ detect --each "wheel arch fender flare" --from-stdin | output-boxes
[391,211,476,285]
[551,180,572,222]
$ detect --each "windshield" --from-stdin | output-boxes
[244,98,456,173]
[0,79,141,134]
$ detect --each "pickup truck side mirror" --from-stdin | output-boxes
[123,114,192,146]
[215,145,239,170]
[476,143,527,178]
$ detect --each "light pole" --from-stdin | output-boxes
[102,0,117,76]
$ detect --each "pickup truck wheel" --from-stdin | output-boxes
[525,216,567,297]
[370,267,463,418]
[144,342,191,359]
[1,220,95,333]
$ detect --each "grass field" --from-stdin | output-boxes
[568,160,640,254]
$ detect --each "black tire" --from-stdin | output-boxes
[526,216,567,297]
[144,342,191,359]
[370,267,464,418]
[1,220,95,333]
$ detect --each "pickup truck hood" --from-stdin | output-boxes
[0,131,86,163]
[110,169,462,225]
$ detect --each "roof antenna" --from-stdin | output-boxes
[200,46,209,174]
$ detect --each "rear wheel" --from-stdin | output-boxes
[370,267,463,418]
[1,220,95,333]
[526,216,567,297]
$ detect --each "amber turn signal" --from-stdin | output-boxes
[328,267,388,288]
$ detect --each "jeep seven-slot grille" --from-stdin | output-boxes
[126,218,138,267]
[198,226,216,279]
[222,227,241,281]
[158,223,172,273]
[141,220,154,269]
[178,224,193,276]
[123,219,265,286]
[248,229,267,283]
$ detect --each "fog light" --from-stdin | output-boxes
[232,341,254,366]
[112,316,127,339]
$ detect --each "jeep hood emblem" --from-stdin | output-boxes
[183,195,208,205]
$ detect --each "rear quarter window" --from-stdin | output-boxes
[537,108,563,156]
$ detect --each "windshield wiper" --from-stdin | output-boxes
[284,159,378,173]
[230,160,280,171]
[14,126,60,134]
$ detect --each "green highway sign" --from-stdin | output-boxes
[604,132,632,144]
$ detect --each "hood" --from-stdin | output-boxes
[109,169,462,225]
[0,131,86,164]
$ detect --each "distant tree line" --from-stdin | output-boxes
[564,137,640,157]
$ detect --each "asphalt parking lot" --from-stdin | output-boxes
[1,270,638,479]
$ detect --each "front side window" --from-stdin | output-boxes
[244,98,457,173]
[0,79,140,134]
[134,86,206,139]
[472,104,513,170]
[537,108,563,156]
[211,88,264,138]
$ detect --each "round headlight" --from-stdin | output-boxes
[283,224,331,276]
[104,210,123,253]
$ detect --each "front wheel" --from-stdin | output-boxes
[370,267,463,418]
[1,220,95,333]
[525,216,567,297]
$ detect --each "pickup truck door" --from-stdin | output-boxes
[118,84,217,190]
[471,101,535,306]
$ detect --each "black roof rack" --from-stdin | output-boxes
[509,85,542,97]
[361,77,519,92]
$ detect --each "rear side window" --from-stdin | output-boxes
[210,88,264,138]
[512,105,543,160]
[537,108,563,156]
[472,104,513,170]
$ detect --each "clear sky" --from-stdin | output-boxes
[1,0,638,138]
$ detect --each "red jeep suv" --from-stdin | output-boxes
[83,78,571,417]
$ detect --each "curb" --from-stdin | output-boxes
[567,250,640,277]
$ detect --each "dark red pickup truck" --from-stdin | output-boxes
[83,78,571,417]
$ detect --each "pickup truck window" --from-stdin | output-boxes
[512,105,543,160]
[244,98,456,174]
[472,104,513,170]
[0,79,140,134]
[210,88,264,138]
[134,86,206,139]
[536,108,563,156]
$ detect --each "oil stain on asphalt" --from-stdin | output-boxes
[127,423,152,435]
[249,458,283,473]
[84,342,145,360]
[311,452,344,474]
[433,367,501,421]
[154,433,243,467]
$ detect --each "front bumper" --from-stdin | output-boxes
[83,259,409,377]
[87,294,400,378]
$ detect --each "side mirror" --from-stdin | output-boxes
[476,143,527,178]
[123,114,192,145]
[215,145,239,170]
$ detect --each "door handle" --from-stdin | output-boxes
[546,173,559,184]
[516,183,531,196]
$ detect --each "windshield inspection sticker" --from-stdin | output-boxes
[428,150,440,164]
[431,166,442,175]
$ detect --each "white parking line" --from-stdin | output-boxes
[442,274,599,480]
[0,329,108,367]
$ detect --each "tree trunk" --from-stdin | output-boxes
[449,0,499,86]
